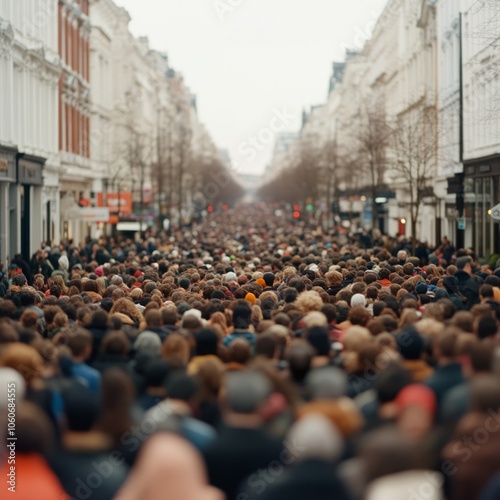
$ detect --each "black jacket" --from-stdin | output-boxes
[454,270,481,308]
[203,425,283,500]
[249,459,352,500]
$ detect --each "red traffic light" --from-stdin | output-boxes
[293,204,300,211]
[293,211,301,219]
[207,205,214,213]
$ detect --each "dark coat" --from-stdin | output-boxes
[50,449,128,500]
[454,270,481,308]
[442,276,468,310]
[248,459,352,500]
[424,362,464,408]
[203,425,283,500]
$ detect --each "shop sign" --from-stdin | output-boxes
[490,204,500,221]
[18,159,43,185]
[78,207,110,222]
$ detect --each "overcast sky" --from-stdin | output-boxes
[113,0,388,175]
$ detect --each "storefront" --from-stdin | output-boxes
[463,155,500,259]
[18,155,44,261]
[0,145,18,262]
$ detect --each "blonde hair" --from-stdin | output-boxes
[295,290,323,313]
[302,311,328,329]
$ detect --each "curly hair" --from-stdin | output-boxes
[295,290,323,314]
[110,297,144,325]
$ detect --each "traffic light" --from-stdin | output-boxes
[222,204,228,211]
[207,205,214,213]
[293,204,301,219]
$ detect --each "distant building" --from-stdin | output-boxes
[237,173,261,199]
[268,132,298,177]
[58,0,92,243]
[0,0,61,260]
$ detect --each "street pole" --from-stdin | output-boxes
[456,12,465,250]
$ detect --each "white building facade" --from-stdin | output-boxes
[0,0,61,262]
[461,0,500,258]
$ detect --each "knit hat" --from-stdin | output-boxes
[134,332,162,357]
[225,272,237,283]
[415,282,428,295]
[95,266,104,277]
[395,384,437,417]
[256,278,266,288]
[245,292,256,304]
[351,293,367,308]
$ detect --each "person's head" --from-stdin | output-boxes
[66,326,93,361]
[162,333,190,366]
[13,274,27,287]
[305,366,347,400]
[0,343,43,386]
[145,309,162,328]
[306,326,331,357]
[15,401,55,456]
[255,333,278,359]
[113,433,223,499]
[396,325,424,360]
[286,414,344,463]
[360,427,417,484]
[479,284,494,301]
[286,339,316,383]
[432,328,459,362]
[223,370,272,419]
[100,331,130,356]
[8,264,19,278]
[397,250,408,262]
[61,385,100,432]
[232,304,252,330]
[456,256,473,275]
[348,306,371,327]
[194,328,219,356]
[263,272,275,287]
[228,338,252,365]
[395,384,436,442]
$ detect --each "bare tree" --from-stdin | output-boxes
[356,104,392,233]
[391,106,438,253]
[320,136,339,228]
[125,123,152,233]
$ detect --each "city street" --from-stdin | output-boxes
[1,1,500,499]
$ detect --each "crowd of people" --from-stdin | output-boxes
[1,203,500,500]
